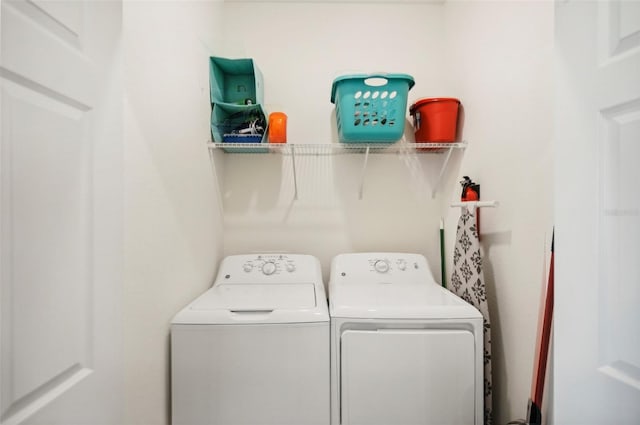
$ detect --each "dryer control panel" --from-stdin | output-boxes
[216,254,322,284]
[330,252,435,284]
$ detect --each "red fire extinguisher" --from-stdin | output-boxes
[460,176,481,239]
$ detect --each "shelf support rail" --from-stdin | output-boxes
[291,145,299,200]
[358,146,370,200]
[432,146,455,198]
[208,147,226,218]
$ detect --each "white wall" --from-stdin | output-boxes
[120,1,553,424]
[86,2,126,422]
[443,2,554,424]
[123,2,224,424]
[220,1,554,425]
[220,1,451,280]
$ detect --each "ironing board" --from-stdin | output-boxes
[450,207,493,425]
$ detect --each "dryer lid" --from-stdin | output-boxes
[329,283,482,320]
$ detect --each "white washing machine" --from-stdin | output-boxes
[171,254,330,425]
[329,253,483,425]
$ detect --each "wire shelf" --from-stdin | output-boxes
[207,141,467,155]
[207,141,468,199]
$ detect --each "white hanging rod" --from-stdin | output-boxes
[450,200,499,208]
[451,200,499,215]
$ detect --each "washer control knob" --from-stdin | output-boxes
[243,263,253,273]
[397,260,407,271]
[262,261,277,275]
[374,260,389,273]
[286,263,296,273]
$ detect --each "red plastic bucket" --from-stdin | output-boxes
[409,98,461,142]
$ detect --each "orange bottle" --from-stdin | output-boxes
[268,112,287,143]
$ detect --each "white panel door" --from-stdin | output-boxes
[555,0,640,423]
[0,1,122,424]
[340,329,476,425]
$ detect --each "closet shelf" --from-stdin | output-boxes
[207,141,467,154]
[207,141,467,200]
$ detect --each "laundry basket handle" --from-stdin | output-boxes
[363,76,389,87]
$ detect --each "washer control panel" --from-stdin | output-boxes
[242,255,296,276]
[366,255,422,275]
[217,254,318,284]
[331,252,433,284]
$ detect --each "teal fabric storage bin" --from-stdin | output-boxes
[209,57,264,105]
[330,73,415,143]
[211,103,268,153]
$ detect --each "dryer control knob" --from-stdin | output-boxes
[286,263,296,272]
[374,260,389,273]
[397,260,407,271]
[243,263,253,273]
[262,261,277,275]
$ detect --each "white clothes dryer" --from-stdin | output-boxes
[329,253,483,425]
[172,254,330,425]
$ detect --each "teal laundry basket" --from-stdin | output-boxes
[330,73,415,143]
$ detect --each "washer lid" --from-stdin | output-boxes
[191,283,316,311]
[329,282,482,320]
[172,282,329,325]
